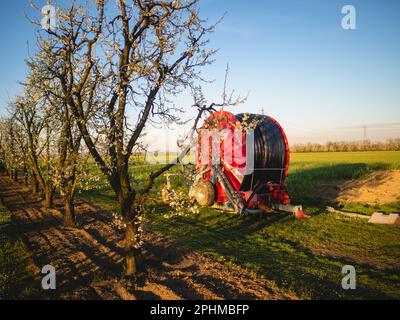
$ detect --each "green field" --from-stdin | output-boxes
[80,151,400,299]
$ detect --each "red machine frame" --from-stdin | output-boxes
[195,110,305,218]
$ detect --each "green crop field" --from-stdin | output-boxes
[80,151,400,299]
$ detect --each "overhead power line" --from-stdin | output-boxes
[335,123,400,142]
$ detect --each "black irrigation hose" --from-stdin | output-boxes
[235,113,288,191]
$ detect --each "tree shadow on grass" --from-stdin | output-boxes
[156,215,398,299]
[149,162,399,299]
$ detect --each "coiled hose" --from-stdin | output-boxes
[235,113,289,191]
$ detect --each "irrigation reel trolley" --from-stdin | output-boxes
[187,110,306,219]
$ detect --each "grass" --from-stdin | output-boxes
[147,206,400,299]
[79,151,400,299]
[0,202,41,299]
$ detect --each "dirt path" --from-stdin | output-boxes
[0,175,294,300]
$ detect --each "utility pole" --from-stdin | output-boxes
[363,125,367,143]
[337,123,400,143]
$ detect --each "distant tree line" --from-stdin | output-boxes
[290,139,400,153]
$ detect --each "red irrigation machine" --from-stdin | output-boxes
[188,110,306,219]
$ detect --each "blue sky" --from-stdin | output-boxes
[0,0,399,146]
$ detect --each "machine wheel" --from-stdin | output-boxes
[189,179,215,207]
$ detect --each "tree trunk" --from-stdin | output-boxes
[124,220,141,275]
[24,165,28,186]
[43,187,54,208]
[13,169,18,182]
[114,175,141,276]
[64,195,76,227]
[32,174,40,193]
